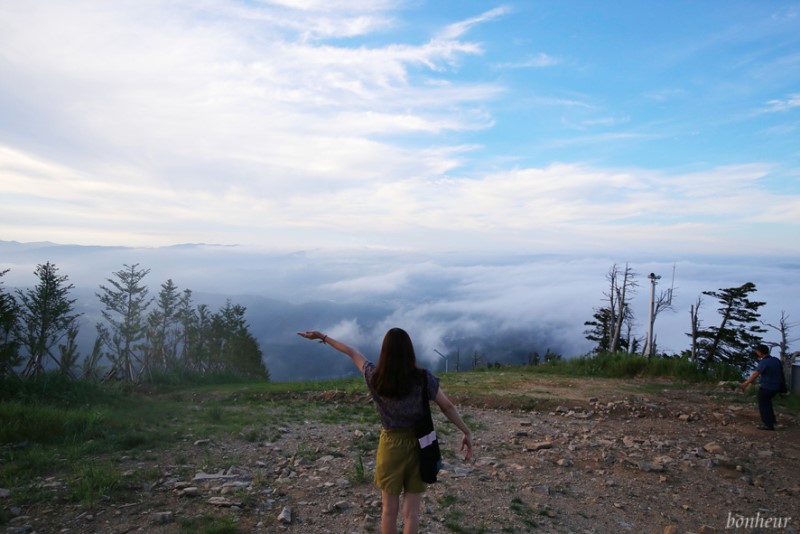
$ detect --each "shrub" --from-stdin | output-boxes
[0,401,109,445]
[0,372,117,407]
[528,351,742,381]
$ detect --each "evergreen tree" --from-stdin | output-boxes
[207,301,268,378]
[584,307,612,353]
[145,279,183,375]
[58,324,81,374]
[96,264,152,381]
[176,288,196,368]
[695,282,766,372]
[16,262,81,377]
[184,302,212,373]
[82,336,106,381]
[0,269,21,376]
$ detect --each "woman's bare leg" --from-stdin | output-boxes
[382,491,400,534]
[402,492,422,534]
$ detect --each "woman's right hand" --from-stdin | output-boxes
[297,330,326,342]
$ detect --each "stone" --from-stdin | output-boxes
[0,488,10,498]
[152,511,174,524]
[193,470,238,482]
[180,487,201,497]
[530,441,553,451]
[703,443,724,455]
[278,506,292,524]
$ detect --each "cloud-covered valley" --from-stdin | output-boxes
[2,241,796,381]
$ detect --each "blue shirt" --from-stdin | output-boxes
[756,356,783,391]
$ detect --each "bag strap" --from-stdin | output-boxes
[420,370,431,415]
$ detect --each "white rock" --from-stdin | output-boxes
[278,506,292,524]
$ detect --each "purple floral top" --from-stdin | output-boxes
[363,361,440,429]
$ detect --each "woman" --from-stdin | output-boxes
[298,327,473,534]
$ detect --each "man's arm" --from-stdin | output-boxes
[741,370,760,390]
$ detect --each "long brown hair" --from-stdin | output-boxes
[373,327,420,398]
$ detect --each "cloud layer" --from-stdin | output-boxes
[1,1,799,256]
[3,242,796,377]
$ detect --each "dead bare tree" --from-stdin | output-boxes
[762,311,798,384]
[471,350,483,370]
[688,296,702,361]
[606,263,637,353]
[643,267,676,358]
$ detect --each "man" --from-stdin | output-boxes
[741,344,783,430]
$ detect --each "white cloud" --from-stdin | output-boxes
[3,138,799,254]
[0,2,798,256]
[436,6,510,41]
[496,52,560,69]
[764,93,800,113]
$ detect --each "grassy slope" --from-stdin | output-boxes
[1,361,798,519]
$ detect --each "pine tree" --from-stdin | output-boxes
[96,264,152,381]
[207,301,268,378]
[695,282,766,372]
[0,269,21,376]
[584,306,630,354]
[145,279,183,375]
[584,307,613,353]
[16,262,81,377]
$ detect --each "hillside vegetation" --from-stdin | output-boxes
[1,356,798,533]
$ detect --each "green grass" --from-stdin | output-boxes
[524,351,743,381]
[2,363,795,514]
[68,461,120,505]
[178,514,241,534]
[509,496,539,529]
[438,493,459,507]
[352,454,367,484]
[0,401,110,444]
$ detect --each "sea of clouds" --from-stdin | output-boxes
[2,241,797,380]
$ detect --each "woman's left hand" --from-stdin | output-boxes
[461,433,473,461]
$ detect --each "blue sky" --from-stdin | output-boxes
[1,1,799,255]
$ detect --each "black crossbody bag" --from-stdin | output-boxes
[414,372,442,483]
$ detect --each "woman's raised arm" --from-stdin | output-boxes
[297,330,367,372]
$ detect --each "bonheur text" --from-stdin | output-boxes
[726,511,791,529]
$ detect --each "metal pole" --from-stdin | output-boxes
[645,273,657,358]
[434,349,448,373]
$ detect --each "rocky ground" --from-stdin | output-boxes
[3,378,799,534]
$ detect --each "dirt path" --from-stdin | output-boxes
[7,381,800,533]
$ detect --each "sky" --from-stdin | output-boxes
[1,0,799,256]
[1,2,799,369]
